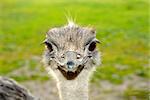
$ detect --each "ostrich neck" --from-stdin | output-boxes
[57,73,89,100]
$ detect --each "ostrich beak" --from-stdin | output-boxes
[57,51,85,80]
[58,64,84,80]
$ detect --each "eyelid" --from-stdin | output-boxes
[43,40,58,49]
[85,39,100,47]
[43,41,53,47]
[51,41,58,48]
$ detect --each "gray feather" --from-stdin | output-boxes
[0,77,37,100]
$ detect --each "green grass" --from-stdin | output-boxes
[124,87,149,100]
[11,75,49,82]
[0,0,149,98]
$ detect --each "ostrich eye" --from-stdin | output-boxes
[88,42,96,51]
[44,42,53,52]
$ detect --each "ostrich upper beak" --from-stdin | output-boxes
[66,61,75,71]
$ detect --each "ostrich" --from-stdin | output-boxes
[0,21,101,100]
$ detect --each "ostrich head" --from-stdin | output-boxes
[43,22,100,81]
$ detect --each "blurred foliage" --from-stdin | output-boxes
[124,87,149,100]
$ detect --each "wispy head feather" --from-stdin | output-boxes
[65,12,77,28]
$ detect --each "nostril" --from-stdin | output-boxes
[67,61,74,66]
[61,54,65,59]
[67,61,75,69]
[76,54,81,59]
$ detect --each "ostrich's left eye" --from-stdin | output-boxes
[88,42,96,51]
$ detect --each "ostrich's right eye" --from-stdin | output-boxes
[88,42,96,52]
[44,42,53,52]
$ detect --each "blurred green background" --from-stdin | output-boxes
[0,0,149,99]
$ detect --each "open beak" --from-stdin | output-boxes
[58,64,84,80]
[55,51,90,80]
